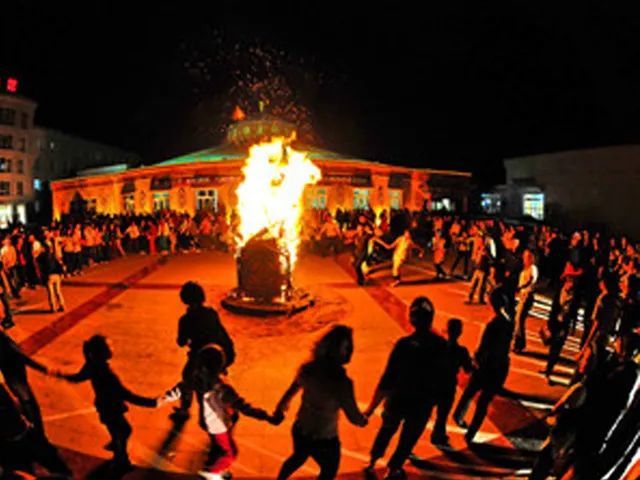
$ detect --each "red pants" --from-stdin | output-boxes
[205,432,237,473]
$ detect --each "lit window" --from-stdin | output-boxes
[0,158,11,172]
[389,190,403,210]
[307,187,327,209]
[523,193,545,220]
[196,189,218,211]
[0,181,10,196]
[33,178,42,191]
[0,204,12,228]
[153,192,170,211]
[480,193,502,214]
[353,188,370,210]
[0,135,12,149]
[0,108,16,126]
[123,193,135,212]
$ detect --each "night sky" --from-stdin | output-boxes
[3,1,640,187]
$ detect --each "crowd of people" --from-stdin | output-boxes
[0,207,639,479]
[0,210,239,329]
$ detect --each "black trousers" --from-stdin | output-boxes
[278,423,341,480]
[514,293,535,351]
[1,289,12,323]
[433,386,456,439]
[177,354,198,412]
[450,250,470,277]
[3,366,44,434]
[545,323,569,375]
[370,398,435,470]
[453,369,505,440]
[100,412,132,463]
[353,248,368,285]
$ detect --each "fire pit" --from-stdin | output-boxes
[221,138,320,316]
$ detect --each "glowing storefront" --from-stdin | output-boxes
[51,118,471,219]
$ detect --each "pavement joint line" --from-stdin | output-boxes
[234,437,318,475]
[19,257,167,356]
[43,407,96,422]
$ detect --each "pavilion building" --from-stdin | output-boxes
[51,118,471,219]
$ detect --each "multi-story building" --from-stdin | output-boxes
[32,128,141,183]
[0,75,141,226]
[0,76,37,226]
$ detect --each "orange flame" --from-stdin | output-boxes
[236,138,321,271]
[232,106,246,121]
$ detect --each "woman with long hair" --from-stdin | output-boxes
[274,325,368,480]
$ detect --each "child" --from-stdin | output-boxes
[159,344,278,480]
[57,335,157,470]
[431,318,473,446]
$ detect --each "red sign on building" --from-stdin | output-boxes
[6,78,18,93]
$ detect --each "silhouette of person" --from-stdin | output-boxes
[0,382,72,478]
[173,281,235,419]
[431,318,472,446]
[453,288,513,443]
[57,335,157,470]
[364,296,448,479]
[0,330,49,434]
[274,325,368,480]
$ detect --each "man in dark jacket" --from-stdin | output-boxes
[453,288,514,443]
[364,296,448,479]
[172,281,235,419]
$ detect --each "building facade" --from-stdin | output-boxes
[0,86,38,226]
[32,128,141,182]
[51,118,471,219]
[489,145,640,236]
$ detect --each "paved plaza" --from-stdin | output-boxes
[10,251,580,479]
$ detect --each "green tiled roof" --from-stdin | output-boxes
[155,143,382,168]
[155,145,246,167]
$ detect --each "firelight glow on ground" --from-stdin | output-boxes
[9,250,588,479]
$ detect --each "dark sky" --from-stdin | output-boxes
[3,1,640,186]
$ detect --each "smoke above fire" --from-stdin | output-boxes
[235,138,321,271]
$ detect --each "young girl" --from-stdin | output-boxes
[159,344,277,480]
[57,335,157,471]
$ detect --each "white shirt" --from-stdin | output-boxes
[518,264,539,296]
[201,390,229,434]
[32,240,43,258]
